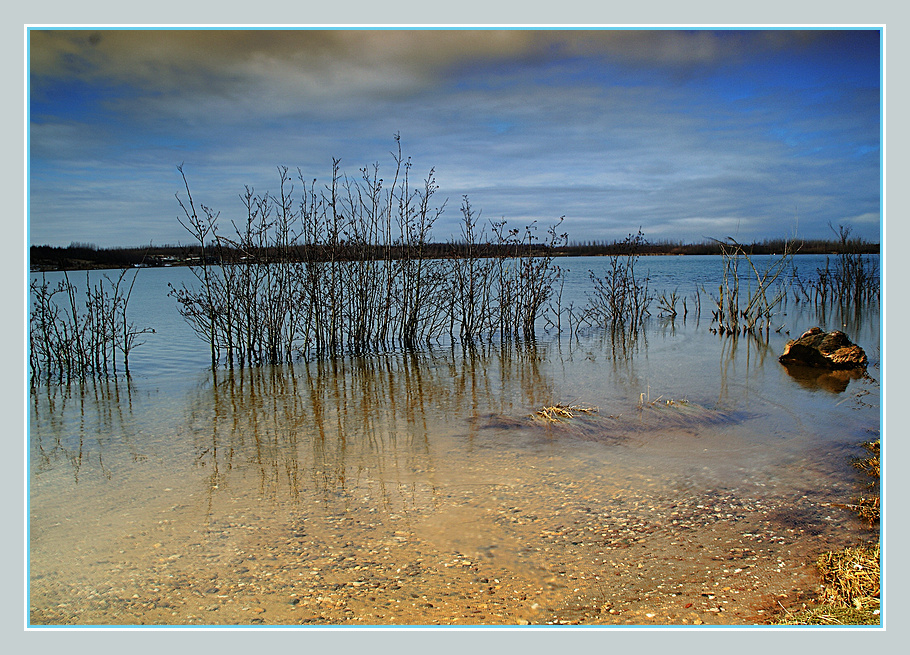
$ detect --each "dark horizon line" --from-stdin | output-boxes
[32,234,881,252]
[29,237,880,273]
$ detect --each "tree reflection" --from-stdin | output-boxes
[186,342,558,510]
[715,331,777,405]
[29,378,138,484]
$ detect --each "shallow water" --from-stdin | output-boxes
[28,257,881,625]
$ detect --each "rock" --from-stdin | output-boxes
[778,328,867,370]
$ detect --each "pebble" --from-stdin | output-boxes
[30,468,865,627]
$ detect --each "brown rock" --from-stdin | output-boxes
[778,327,867,370]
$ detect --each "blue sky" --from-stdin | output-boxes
[28,28,881,248]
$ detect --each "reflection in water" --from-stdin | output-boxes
[813,299,874,345]
[184,342,558,512]
[780,363,866,394]
[29,292,879,498]
[716,331,778,405]
[551,327,649,406]
[30,378,140,483]
[595,324,648,363]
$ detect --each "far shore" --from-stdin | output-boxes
[29,239,880,273]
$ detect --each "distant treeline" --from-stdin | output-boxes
[30,237,880,272]
[568,237,879,257]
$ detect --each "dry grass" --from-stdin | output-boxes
[854,496,880,524]
[773,438,881,626]
[773,543,881,626]
[852,439,880,480]
[816,543,881,608]
[775,604,880,626]
[812,440,881,614]
[835,496,880,525]
[637,388,689,409]
[534,403,598,423]
[850,438,881,525]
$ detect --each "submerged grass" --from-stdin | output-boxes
[850,439,881,526]
[632,394,745,433]
[533,403,598,423]
[638,394,689,409]
[852,439,881,481]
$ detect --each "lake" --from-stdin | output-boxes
[28,255,881,626]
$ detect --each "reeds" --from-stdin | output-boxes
[791,224,880,309]
[656,288,682,319]
[709,237,792,336]
[581,229,652,333]
[449,196,496,342]
[29,269,152,384]
[170,138,567,367]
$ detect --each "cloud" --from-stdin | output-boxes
[27,29,881,247]
[30,29,836,118]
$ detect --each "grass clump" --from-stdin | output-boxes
[774,603,879,626]
[774,438,881,626]
[534,403,598,423]
[773,543,881,626]
[816,543,880,609]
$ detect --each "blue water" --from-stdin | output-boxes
[28,254,880,386]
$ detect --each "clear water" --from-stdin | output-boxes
[28,256,881,626]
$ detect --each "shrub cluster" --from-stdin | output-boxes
[168,137,567,367]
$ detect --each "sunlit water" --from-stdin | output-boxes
[28,256,881,625]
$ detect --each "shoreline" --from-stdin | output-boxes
[28,245,880,274]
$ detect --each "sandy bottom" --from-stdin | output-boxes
[29,417,877,627]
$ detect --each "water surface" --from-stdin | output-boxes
[28,256,880,625]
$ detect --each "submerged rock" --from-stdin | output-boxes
[778,327,867,370]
